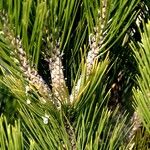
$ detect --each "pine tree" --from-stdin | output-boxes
[0,0,150,149]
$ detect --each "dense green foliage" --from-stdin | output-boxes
[0,0,150,149]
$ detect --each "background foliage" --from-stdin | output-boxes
[0,0,150,149]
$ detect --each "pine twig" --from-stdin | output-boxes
[64,118,76,150]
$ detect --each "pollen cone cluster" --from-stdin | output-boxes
[48,42,67,103]
[70,1,107,103]
[14,39,52,100]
